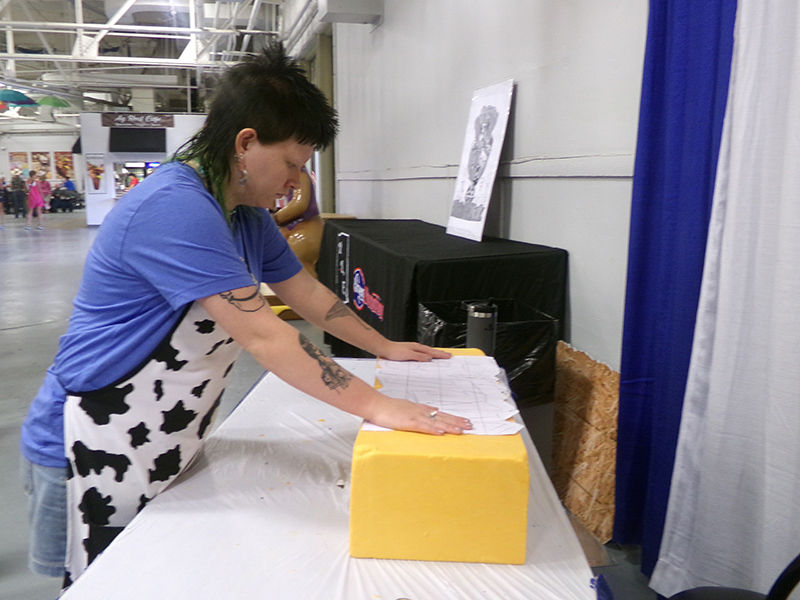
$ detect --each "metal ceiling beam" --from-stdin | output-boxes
[0,52,236,68]
[0,76,127,106]
[0,0,282,109]
[42,72,180,86]
[239,0,264,55]
[0,20,233,35]
[20,2,70,83]
[93,0,139,48]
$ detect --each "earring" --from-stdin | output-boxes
[238,169,248,186]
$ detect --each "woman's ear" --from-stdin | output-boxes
[234,128,259,156]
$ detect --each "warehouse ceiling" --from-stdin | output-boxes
[0,0,281,114]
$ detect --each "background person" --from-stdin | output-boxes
[10,169,27,218]
[39,175,52,212]
[0,176,7,229]
[20,43,471,589]
[25,171,45,230]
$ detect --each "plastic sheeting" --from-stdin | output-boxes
[418,299,558,407]
[62,359,595,600]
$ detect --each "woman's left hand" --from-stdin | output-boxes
[376,341,451,362]
[368,396,471,435]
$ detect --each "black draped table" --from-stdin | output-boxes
[317,219,568,357]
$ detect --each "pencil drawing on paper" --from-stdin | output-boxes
[450,104,499,222]
[446,78,514,242]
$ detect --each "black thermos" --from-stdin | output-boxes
[465,301,497,356]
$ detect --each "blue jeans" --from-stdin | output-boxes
[20,455,67,577]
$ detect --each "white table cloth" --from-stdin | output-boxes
[62,359,595,600]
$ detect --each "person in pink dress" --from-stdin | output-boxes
[26,171,45,230]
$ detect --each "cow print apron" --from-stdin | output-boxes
[63,301,243,585]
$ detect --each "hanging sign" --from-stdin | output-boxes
[101,113,175,128]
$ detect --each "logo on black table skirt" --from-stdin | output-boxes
[352,268,385,321]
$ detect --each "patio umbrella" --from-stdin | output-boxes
[37,96,71,108]
[0,89,37,105]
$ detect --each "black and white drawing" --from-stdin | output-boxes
[451,104,499,222]
[447,79,514,242]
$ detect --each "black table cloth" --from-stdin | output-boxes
[317,219,568,358]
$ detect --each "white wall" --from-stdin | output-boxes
[324,0,647,369]
[79,113,207,225]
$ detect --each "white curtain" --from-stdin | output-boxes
[650,1,800,597]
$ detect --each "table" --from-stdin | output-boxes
[61,359,595,600]
[317,219,568,356]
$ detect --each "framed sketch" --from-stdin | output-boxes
[447,79,515,242]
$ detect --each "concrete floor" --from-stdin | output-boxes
[0,210,656,600]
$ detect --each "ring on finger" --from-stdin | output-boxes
[429,410,439,420]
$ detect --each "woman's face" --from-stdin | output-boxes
[233,137,315,211]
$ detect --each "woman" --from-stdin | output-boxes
[10,168,27,218]
[20,43,471,588]
[39,175,52,212]
[25,170,45,230]
[0,176,7,229]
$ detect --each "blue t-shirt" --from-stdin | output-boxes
[21,162,302,467]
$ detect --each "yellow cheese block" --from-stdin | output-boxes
[349,350,529,565]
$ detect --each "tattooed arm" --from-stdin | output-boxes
[269,268,450,361]
[198,284,470,435]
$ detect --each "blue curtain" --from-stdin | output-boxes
[614,0,737,577]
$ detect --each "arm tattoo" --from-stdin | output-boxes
[219,288,266,313]
[324,299,372,331]
[298,333,352,391]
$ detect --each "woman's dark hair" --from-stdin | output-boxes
[175,42,338,212]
